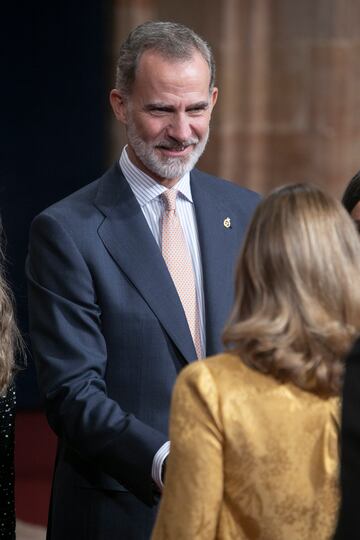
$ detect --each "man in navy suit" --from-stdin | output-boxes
[27,21,260,540]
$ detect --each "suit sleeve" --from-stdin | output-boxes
[27,212,167,505]
[151,361,223,540]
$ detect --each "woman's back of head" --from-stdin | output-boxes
[224,183,360,396]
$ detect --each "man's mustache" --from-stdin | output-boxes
[155,137,199,151]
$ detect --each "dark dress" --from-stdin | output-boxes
[335,337,360,539]
[0,384,16,539]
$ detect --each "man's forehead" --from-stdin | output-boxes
[135,48,209,77]
[130,51,210,95]
[138,47,197,65]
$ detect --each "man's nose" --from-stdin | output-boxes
[167,114,192,142]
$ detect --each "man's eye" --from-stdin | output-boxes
[149,108,170,116]
[188,107,207,115]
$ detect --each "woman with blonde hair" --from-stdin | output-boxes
[0,220,22,539]
[151,183,360,540]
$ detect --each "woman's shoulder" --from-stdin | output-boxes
[176,352,254,397]
[0,383,16,407]
[178,353,339,414]
[178,352,240,380]
[199,352,272,387]
[0,383,16,427]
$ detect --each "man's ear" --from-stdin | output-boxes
[210,87,218,111]
[109,89,128,124]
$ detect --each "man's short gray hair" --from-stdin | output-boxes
[115,21,216,96]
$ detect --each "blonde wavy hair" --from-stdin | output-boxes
[0,222,21,395]
[223,183,360,396]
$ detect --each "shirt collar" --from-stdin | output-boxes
[119,146,193,207]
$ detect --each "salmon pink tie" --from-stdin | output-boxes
[161,190,202,359]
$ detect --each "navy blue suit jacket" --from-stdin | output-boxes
[27,164,260,539]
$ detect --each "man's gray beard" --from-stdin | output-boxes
[127,124,209,180]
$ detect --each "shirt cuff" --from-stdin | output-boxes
[151,441,170,491]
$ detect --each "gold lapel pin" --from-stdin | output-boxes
[223,217,231,229]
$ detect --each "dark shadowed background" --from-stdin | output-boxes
[1,2,109,407]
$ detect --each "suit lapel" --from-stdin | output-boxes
[94,165,197,362]
[191,170,239,357]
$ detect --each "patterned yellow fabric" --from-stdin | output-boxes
[151,353,339,540]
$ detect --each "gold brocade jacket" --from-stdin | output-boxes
[151,353,339,540]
